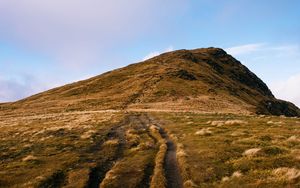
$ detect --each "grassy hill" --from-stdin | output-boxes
[1,47,299,116]
[1,47,300,187]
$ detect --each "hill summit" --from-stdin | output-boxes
[1,47,300,116]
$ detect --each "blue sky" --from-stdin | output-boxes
[0,0,300,106]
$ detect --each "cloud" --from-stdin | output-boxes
[0,74,48,102]
[224,43,300,79]
[0,80,26,102]
[0,0,187,68]
[225,43,266,56]
[225,43,300,108]
[142,46,174,61]
[0,0,188,102]
[225,43,300,57]
[270,74,300,107]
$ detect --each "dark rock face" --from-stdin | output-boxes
[173,70,197,80]
[205,60,224,74]
[227,65,274,97]
[257,99,300,117]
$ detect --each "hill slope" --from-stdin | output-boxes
[1,47,299,116]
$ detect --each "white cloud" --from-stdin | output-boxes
[270,74,300,108]
[0,0,187,67]
[0,74,49,102]
[225,43,266,56]
[225,43,300,57]
[142,46,174,61]
[225,43,300,108]
[0,0,188,102]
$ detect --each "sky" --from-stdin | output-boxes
[0,0,300,106]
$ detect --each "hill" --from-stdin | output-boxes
[1,47,299,116]
[1,48,300,188]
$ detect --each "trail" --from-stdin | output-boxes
[164,139,183,188]
[160,129,183,188]
[132,114,156,188]
[148,115,183,188]
[85,117,128,188]
[85,113,183,188]
[86,114,156,188]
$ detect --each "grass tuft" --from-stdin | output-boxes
[149,125,167,188]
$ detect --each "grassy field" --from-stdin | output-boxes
[0,111,299,187]
[0,111,124,187]
[155,112,300,187]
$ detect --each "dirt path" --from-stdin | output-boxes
[85,117,128,188]
[86,113,183,188]
[160,129,183,188]
[86,114,156,188]
[148,115,183,188]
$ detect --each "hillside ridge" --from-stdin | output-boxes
[1,47,299,116]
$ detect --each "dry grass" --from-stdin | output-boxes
[65,169,90,188]
[224,120,248,125]
[209,120,248,127]
[155,112,300,187]
[222,171,243,182]
[1,110,299,187]
[291,149,300,160]
[273,167,300,181]
[167,131,197,188]
[176,143,197,188]
[195,128,212,136]
[287,135,300,142]
[103,139,119,146]
[149,125,167,188]
[22,155,38,162]
[0,111,123,187]
[243,148,261,157]
[150,142,167,188]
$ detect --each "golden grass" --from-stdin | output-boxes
[154,112,300,187]
[64,169,90,188]
[273,167,300,181]
[195,128,212,136]
[167,131,196,188]
[1,111,299,187]
[243,148,261,157]
[149,125,167,188]
[0,111,123,187]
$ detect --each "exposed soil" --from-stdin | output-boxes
[34,113,183,188]
[159,128,183,188]
[130,114,157,188]
[148,114,184,188]
[164,140,183,188]
[86,114,159,188]
[85,118,127,188]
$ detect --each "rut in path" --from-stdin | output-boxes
[86,114,156,188]
[85,117,128,188]
[163,133,183,188]
[86,113,183,188]
[150,115,183,188]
